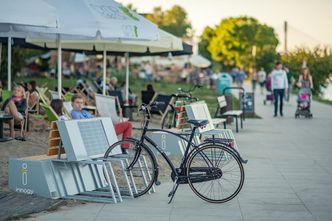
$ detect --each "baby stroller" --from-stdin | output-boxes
[295,88,313,118]
[263,75,273,105]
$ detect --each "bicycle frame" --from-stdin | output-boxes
[131,116,200,178]
[147,130,198,173]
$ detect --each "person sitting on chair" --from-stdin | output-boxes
[70,94,132,153]
[1,85,27,138]
[120,81,136,105]
[50,99,69,120]
[26,80,39,109]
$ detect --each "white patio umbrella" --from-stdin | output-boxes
[27,0,159,97]
[28,29,181,53]
[190,54,211,68]
[28,29,182,98]
[0,0,58,90]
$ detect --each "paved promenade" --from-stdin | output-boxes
[25,87,332,221]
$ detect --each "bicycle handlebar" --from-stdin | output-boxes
[171,93,191,98]
[139,101,165,115]
[178,84,202,94]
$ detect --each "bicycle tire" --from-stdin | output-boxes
[104,138,158,198]
[161,109,175,129]
[186,143,244,203]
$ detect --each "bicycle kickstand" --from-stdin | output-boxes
[168,178,179,204]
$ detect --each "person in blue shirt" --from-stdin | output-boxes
[71,96,93,119]
[71,94,132,153]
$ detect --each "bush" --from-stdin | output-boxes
[282,46,332,95]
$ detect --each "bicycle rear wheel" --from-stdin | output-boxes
[104,138,158,198]
[186,143,244,203]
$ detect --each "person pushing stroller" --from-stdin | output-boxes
[295,67,314,118]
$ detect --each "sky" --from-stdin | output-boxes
[118,0,332,51]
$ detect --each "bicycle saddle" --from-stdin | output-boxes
[187,119,209,127]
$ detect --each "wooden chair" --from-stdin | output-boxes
[40,102,59,123]
[47,121,65,157]
[26,91,40,114]
[36,86,50,105]
[72,83,96,106]
[63,92,74,102]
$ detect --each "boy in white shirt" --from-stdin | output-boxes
[271,61,288,117]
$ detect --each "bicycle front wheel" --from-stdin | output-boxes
[104,138,158,198]
[186,144,245,203]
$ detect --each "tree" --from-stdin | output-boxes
[199,16,279,72]
[198,26,215,60]
[0,45,47,87]
[282,46,332,95]
[146,5,192,39]
[0,45,26,86]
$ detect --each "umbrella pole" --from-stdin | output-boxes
[125,52,129,105]
[7,36,11,91]
[102,48,107,96]
[57,34,62,98]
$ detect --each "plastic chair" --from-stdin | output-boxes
[95,94,128,123]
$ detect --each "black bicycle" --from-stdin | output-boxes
[161,84,201,129]
[104,102,245,203]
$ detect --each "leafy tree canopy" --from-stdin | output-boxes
[199,16,279,72]
[146,5,192,39]
[282,46,332,95]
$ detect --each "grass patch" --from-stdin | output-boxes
[16,76,76,90]
[16,74,261,118]
[312,95,332,106]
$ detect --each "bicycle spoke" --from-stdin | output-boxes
[187,144,244,203]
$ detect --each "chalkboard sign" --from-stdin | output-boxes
[240,92,255,114]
